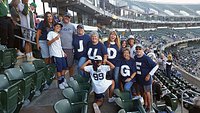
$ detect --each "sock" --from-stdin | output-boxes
[30,52,33,57]
[26,53,31,57]
[58,76,63,84]
[61,75,65,82]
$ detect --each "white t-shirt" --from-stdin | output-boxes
[84,65,112,94]
[47,31,65,57]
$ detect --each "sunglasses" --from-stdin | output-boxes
[136,48,142,50]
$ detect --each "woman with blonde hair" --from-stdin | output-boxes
[104,31,121,88]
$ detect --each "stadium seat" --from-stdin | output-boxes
[62,87,87,104]
[68,80,90,93]
[115,97,146,113]
[114,89,131,100]
[32,60,47,91]
[46,63,56,85]
[162,93,178,111]
[0,49,13,69]
[118,109,140,113]
[73,74,89,84]
[0,74,21,113]
[4,67,33,103]
[54,99,88,113]
[20,62,44,94]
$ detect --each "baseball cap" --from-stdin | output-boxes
[94,56,102,61]
[64,12,72,17]
[77,24,84,29]
[128,35,135,40]
[30,2,37,8]
[135,44,143,49]
[54,22,63,28]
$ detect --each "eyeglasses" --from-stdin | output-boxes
[136,48,142,50]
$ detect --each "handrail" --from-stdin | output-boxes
[181,89,200,113]
[14,35,36,45]
[16,23,37,32]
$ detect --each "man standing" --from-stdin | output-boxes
[18,0,36,61]
[60,12,76,79]
[0,0,14,47]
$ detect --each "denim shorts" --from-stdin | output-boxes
[39,40,50,58]
[53,57,68,72]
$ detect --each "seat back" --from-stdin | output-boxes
[114,89,131,100]
[68,80,81,92]
[62,87,76,102]
[0,74,20,113]
[32,59,46,70]
[54,99,72,113]
[0,74,9,89]
[4,68,24,81]
[20,63,36,74]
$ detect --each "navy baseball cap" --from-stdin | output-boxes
[77,24,84,29]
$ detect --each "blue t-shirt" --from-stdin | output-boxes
[134,54,157,85]
[120,58,136,83]
[86,42,107,60]
[104,41,121,66]
[72,34,91,60]
[37,21,53,40]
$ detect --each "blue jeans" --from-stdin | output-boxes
[114,67,120,88]
[77,57,87,77]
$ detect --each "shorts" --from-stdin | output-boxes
[143,84,152,92]
[39,40,50,58]
[53,57,68,72]
[95,93,105,100]
[63,49,74,67]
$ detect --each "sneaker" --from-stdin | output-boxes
[69,77,74,81]
[108,97,115,103]
[93,103,101,113]
[17,51,25,56]
[59,83,65,90]
[62,82,68,88]
[27,56,37,61]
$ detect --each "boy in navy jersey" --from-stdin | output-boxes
[72,24,91,77]
[81,56,115,113]
[134,44,159,112]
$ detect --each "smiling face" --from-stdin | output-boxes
[63,16,71,24]
[54,24,62,32]
[47,13,53,23]
[109,32,117,42]
[123,49,130,60]
[136,46,144,57]
[91,34,99,44]
[77,28,84,35]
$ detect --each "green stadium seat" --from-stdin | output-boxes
[62,87,87,104]
[73,74,89,84]
[46,63,56,85]
[0,74,21,113]
[32,60,47,91]
[0,49,13,69]
[115,97,146,113]
[162,93,178,111]
[20,62,43,95]
[54,99,88,113]
[4,67,33,103]
[118,109,140,113]
[68,80,90,93]
[114,89,131,100]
